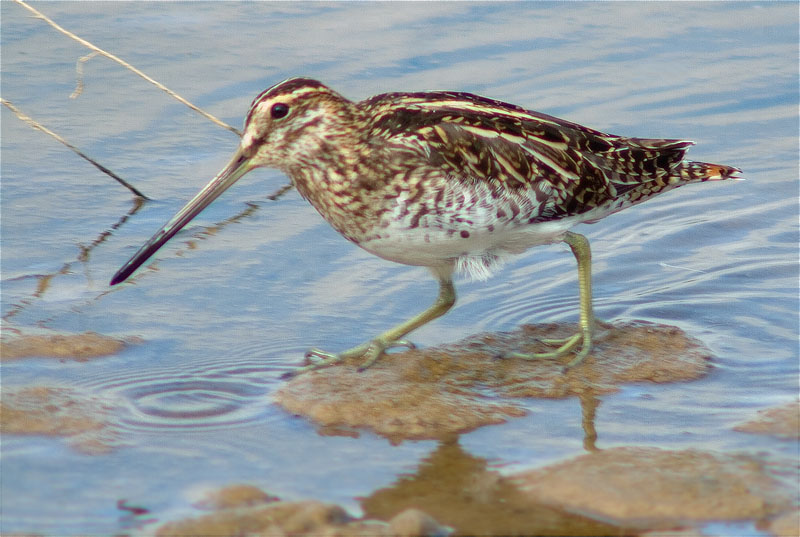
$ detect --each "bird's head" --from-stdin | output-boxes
[239,77,358,170]
[110,77,353,285]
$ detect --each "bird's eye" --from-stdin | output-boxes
[270,103,290,119]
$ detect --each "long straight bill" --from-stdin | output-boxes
[110,149,254,285]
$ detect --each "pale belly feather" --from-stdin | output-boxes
[359,204,588,281]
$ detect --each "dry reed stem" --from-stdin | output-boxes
[1,97,149,199]
[14,0,241,136]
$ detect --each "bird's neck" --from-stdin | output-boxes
[286,133,384,241]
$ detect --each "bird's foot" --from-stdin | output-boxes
[280,338,415,379]
[506,324,596,371]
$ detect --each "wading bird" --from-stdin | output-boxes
[111,78,739,376]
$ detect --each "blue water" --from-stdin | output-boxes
[2,2,797,535]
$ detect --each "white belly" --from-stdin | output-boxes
[352,175,615,280]
[359,213,584,280]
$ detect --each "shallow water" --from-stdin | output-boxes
[2,2,798,535]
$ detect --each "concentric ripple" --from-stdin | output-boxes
[75,340,300,433]
[121,377,266,429]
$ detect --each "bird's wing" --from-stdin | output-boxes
[367,91,693,219]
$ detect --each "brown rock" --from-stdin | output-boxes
[513,446,792,528]
[1,331,128,361]
[276,364,525,442]
[735,401,799,439]
[763,508,800,537]
[156,492,448,537]
[275,321,712,441]
[194,484,279,510]
[362,441,622,536]
[281,501,352,533]
[0,385,120,454]
[640,529,713,537]
[156,500,340,537]
[388,508,450,536]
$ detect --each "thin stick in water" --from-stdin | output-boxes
[2,98,149,200]
[13,0,241,137]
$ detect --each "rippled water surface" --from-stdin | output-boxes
[2,2,798,535]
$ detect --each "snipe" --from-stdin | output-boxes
[111,77,740,376]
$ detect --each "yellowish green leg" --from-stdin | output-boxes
[283,276,456,377]
[509,231,595,368]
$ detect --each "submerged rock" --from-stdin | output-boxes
[734,401,799,440]
[275,321,712,441]
[763,508,800,537]
[512,446,793,529]
[1,330,129,361]
[388,508,450,537]
[193,484,280,511]
[0,385,121,454]
[157,485,450,537]
[362,440,622,536]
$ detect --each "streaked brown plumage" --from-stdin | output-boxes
[111,77,740,375]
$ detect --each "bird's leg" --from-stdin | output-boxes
[285,277,456,377]
[509,231,595,368]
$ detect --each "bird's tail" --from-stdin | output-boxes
[679,161,742,183]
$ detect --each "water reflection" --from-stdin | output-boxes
[2,197,145,322]
[362,440,622,536]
